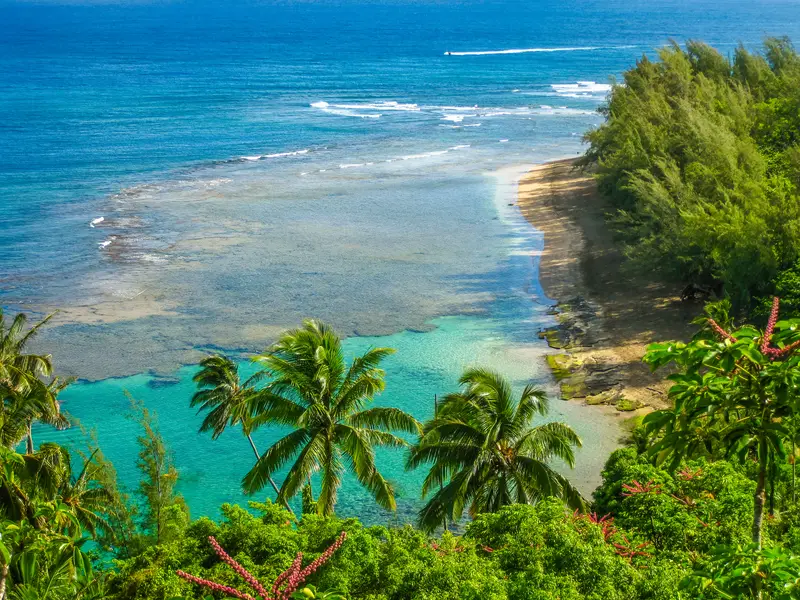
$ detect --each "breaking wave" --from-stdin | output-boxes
[551,81,612,98]
[444,46,632,56]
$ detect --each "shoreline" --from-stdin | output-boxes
[43,165,625,512]
[517,159,699,412]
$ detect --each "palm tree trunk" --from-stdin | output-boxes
[753,435,768,548]
[0,564,8,600]
[793,427,797,506]
[25,422,33,454]
[247,434,294,516]
[768,459,776,517]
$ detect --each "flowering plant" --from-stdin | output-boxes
[176,532,347,600]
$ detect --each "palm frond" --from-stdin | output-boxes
[333,347,395,417]
[315,438,343,516]
[347,407,421,434]
[510,384,549,434]
[416,469,474,532]
[276,431,328,505]
[518,421,582,467]
[242,429,309,495]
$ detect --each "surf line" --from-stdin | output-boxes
[444,45,633,56]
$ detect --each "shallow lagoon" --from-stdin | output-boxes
[44,169,626,524]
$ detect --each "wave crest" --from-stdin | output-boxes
[444,46,632,56]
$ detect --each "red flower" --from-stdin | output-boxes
[710,297,800,360]
[677,467,703,481]
[612,536,652,562]
[708,318,737,343]
[621,480,661,497]
[176,532,346,600]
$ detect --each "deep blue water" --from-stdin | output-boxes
[3,0,800,522]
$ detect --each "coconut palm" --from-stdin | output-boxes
[0,443,111,538]
[242,319,420,516]
[191,355,287,509]
[1,377,70,452]
[406,368,586,532]
[0,310,53,392]
[0,311,69,452]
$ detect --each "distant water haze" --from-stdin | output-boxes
[4,0,800,523]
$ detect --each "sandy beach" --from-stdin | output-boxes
[518,159,699,411]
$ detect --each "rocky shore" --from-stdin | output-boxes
[519,159,700,413]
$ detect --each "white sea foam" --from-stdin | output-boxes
[340,163,366,169]
[89,217,104,228]
[441,114,466,123]
[311,100,418,119]
[499,139,509,143]
[440,105,479,111]
[550,81,612,98]
[311,102,381,118]
[335,101,419,111]
[446,46,597,56]
[241,149,310,161]
[445,45,633,56]
[398,145,471,161]
[98,237,116,250]
[534,106,597,116]
[327,108,382,119]
[401,150,449,160]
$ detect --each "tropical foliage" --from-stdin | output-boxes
[241,319,420,517]
[0,443,114,599]
[191,355,287,509]
[0,310,69,451]
[581,38,800,311]
[407,368,584,532]
[12,37,800,597]
[642,297,800,547]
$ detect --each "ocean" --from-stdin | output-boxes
[2,0,799,522]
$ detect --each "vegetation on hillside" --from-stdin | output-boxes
[581,37,800,314]
[3,303,800,599]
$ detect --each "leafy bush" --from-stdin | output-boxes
[582,38,800,311]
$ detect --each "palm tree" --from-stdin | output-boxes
[191,355,287,510]
[0,443,111,537]
[0,311,68,451]
[242,319,420,516]
[406,368,585,532]
[1,377,70,452]
[0,310,53,392]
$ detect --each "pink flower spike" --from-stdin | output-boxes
[761,297,780,354]
[755,298,800,360]
[176,570,256,600]
[708,318,737,343]
[176,531,347,600]
[209,536,270,599]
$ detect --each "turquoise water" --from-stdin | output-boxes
[5,0,800,523]
[44,169,627,523]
